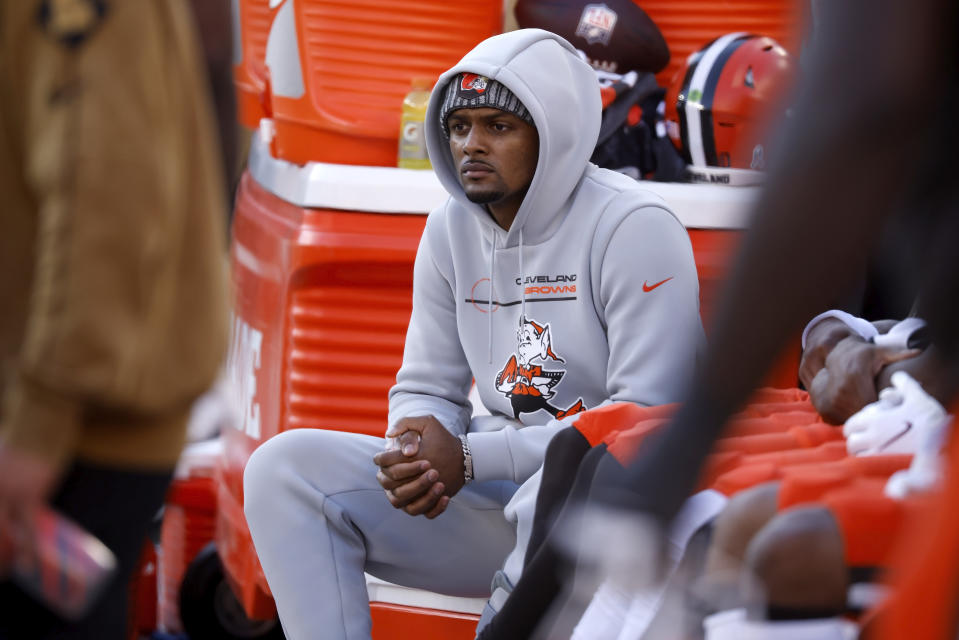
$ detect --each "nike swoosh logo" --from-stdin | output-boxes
[643,277,673,292]
[878,421,913,452]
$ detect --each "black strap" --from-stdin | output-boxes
[595,72,661,147]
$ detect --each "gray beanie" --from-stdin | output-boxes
[440,73,534,137]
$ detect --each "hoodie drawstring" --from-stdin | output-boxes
[519,228,526,322]
[487,229,525,364]
[488,233,496,363]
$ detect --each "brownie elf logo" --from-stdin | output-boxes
[494,315,585,420]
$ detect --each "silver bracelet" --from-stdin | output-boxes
[458,434,474,484]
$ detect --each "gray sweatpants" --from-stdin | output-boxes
[243,428,519,640]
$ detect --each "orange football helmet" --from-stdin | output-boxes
[664,33,796,180]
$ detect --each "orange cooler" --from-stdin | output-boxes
[265,0,502,166]
[218,139,438,619]
[233,0,277,129]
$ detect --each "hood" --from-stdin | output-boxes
[425,29,602,247]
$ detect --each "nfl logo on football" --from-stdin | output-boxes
[575,3,618,46]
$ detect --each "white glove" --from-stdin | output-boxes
[879,373,953,499]
[800,310,879,349]
[884,455,944,500]
[843,371,949,457]
[871,317,927,350]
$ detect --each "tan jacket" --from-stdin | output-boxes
[0,0,228,470]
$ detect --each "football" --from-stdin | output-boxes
[515,0,670,74]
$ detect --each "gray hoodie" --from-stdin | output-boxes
[388,29,705,485]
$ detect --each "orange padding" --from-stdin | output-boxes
[823,480,914,569]
[567,390,945,575]
[571,388,826,476]
[567,389,959,581]
[710,446,911,496]
[876,400,959,640]
[712,423,842,455]
[709,441,849,495]
[370,602,479,640]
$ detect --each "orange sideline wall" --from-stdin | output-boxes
[634,0,805,87]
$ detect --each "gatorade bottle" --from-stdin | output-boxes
[398,77,433,170]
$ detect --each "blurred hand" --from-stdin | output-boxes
[0,444,58,575]
[810,336,919,424]
[798,318,855,390]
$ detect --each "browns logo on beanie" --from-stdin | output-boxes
[440,73,535,137]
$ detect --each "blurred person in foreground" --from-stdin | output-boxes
[0,0,228,637]
[559,0,959,635]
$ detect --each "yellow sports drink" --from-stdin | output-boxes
[397,77,433,170]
